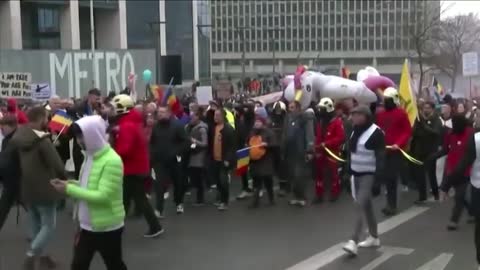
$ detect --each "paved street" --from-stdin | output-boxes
[0,183,478,270]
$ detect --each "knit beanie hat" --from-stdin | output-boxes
[255,107,268,124]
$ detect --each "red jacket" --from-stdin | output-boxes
[444,127,473,177]
[6,98,28,124]
[113,109,150,175]
[376,107,412,150]
[315,117,345,156]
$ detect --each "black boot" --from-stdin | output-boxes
[249,191,260,208]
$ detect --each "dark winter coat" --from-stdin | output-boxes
[10,127,66,204]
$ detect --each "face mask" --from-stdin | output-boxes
[384,99,396,110]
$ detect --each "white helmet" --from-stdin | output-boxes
[317,97,335,113]
[273,101,286,111]
[383,87,400,105]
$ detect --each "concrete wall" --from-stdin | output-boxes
[0,49,156,98]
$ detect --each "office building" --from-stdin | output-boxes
[210,0,441,78]
[0,0,210,84]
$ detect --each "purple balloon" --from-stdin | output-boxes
[363,75,395,91]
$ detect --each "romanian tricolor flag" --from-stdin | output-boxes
[150,84,164,102]
[235,148,250,176]
[48,110,73,135]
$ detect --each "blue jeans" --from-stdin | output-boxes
[28,202,57,256]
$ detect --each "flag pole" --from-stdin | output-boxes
[53,124,68,144]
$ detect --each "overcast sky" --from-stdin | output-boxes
[442,1,480,18]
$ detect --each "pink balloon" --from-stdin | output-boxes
[363,75,395,91]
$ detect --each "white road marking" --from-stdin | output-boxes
[359,246,414,270]
[416,253,453,270]
[285,206,430,270]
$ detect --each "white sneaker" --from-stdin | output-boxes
[176,204,184,214]
[164,192,170,200]
[289,199,299,205]
[402,186,409,192]
[154,210,164,219]
[297,200,307,207]
[217,203,228,211]
[259,190,264,198]
[342,240,358,255]
[236,191,252,199]
[358,236,380,248]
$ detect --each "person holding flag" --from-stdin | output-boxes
[376,87,412,216]
[247,107,276,208]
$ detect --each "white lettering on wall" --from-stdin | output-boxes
[106,52,121,92]
[121,52,135,88]
[49,51,140,97]
[92,52,105,89]
[73,52,88,98]
[49,53,73,97]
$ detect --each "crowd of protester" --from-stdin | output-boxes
[2,84,480,269]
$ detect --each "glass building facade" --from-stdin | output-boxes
[211,0,440,77]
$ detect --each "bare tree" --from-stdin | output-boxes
[429,14,480,91]
[407,1,450,94]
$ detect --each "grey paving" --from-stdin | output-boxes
[0,184,477,270]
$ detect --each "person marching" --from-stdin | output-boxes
[51,115,128,270]
[343,105,386,256]
[270,101,288,196]
[186,107,209,205]
[442,126,480,269]
[314,98,345,203]
[282,101,315,207]
[429,114,474,231]
[248,107,276,208]
[375,87,412,216]
[110,95,164,238]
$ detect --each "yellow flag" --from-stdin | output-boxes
[398,59,418,126]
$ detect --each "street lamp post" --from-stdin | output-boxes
[235,26,251,88]
[268,28,281,74]
[148,21,166,86]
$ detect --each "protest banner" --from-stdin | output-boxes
[196,86,213,105]
[0,72,32,98]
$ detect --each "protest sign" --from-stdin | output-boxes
[0,72,32,98]
[196,86,213,105]
[31,83,54,100]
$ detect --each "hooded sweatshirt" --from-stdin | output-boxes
[113,109,150,176]
[66,116,125,231]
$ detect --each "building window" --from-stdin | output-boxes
[324,40,329,51]
[362,40,367,50]
[376,39,381,50]
[349,40,354,50]
[311,41,316,51]
[32,7,61,49]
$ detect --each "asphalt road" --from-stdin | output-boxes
[0,182,477,270]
